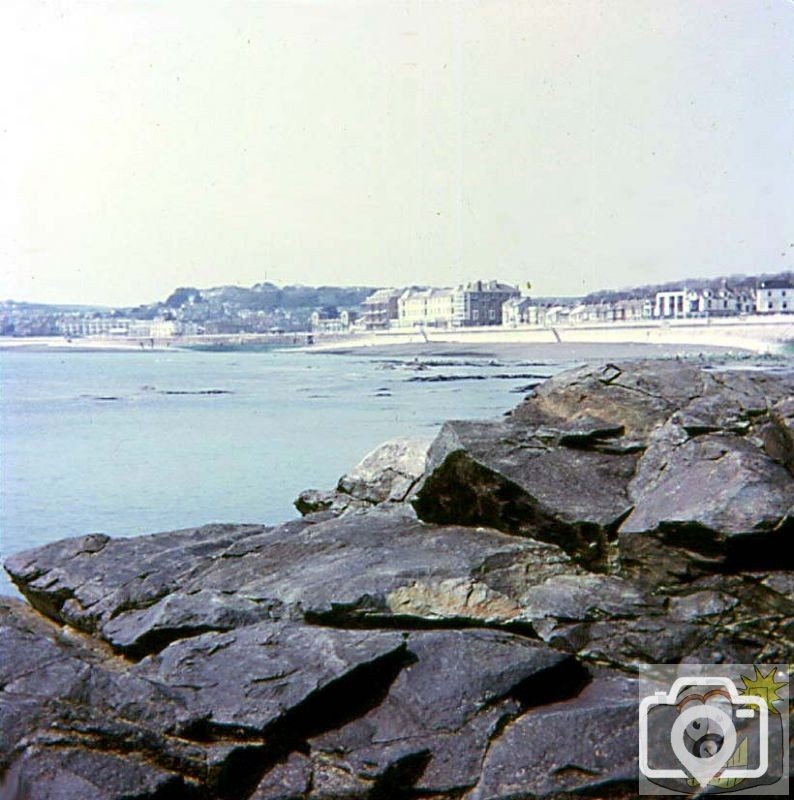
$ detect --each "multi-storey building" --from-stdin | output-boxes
[57,316,133,337]
[398,288,455,328]
[655,285,758,319]
[690,286,755,317]
[501,296,536,326]
[398,281,519,328]
[360,289,401,330]
[756,278,794,313]
[310,309,357,333]
[452,280,519,326]
[654,290,691,319]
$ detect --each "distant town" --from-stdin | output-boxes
[1,271,793,340]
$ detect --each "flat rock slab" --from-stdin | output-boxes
[13,501,783,671]
[136,621,409,738]
[3,522,276,641]
[1,597,620,800]
[6,506,660,664]
[468,671,639,800]
[6,506,562,654]
[309,629,581,795]
[0,747,188,800]
[0,599,200,798]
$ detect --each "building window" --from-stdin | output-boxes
[784,302,788,309]
[769,303,773,310]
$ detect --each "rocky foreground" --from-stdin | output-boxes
[2,360,793,799]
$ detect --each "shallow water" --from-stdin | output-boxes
[0,341,755,596]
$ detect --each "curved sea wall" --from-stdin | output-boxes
[310,315,794,354]
[2,360,793,799]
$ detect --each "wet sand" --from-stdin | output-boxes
[304,339,750,363]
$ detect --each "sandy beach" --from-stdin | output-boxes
[306,339,752,362]
[0,336,172,352]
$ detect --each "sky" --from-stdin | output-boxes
[1,0,793,307]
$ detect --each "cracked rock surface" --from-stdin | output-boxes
[3,360,793,799]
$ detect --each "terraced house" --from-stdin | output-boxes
[397,280,519,328]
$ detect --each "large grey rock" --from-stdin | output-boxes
[137,621,408,736]
[620,424,794,583]
[295,437,430,516]
[0,599,201,799]
[6,505,659,668]
[413,415,638,569]
[413,361,794,574]
[0,598,410,799]
[468,671,639,800]
[1,596,627,800]
[0,747,189,800]
[763,395,794,474]
[308,630,583,796]
[4,359,794,800]
[517,360,785,437]
[3,523,274,640]
[338,436,431,503]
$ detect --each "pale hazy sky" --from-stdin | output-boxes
[2,0,793,306]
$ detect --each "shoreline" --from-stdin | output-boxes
[0,336,174,353]
[4,359,791,797]
[302,315,794,355]
[1,314,793,357]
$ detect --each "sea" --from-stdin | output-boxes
[0,341,756,597]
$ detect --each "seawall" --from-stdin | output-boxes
[308,314,794,354]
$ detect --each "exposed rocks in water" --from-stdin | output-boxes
[3,360,793,799]
[159,389,233,396]
[406,373,547,383]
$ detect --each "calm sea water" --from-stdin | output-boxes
[0,342,742,596]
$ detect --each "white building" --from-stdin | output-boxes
[654,290,692,319]
[58,316,133,337]
[149,319,180,338]
[690,286,755,317]
[756,279,794,313]
[501,296,537,326]
[398,288,455,328]
[310,309,356,333]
